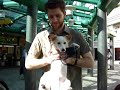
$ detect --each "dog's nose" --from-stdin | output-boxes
[62,49,65,52]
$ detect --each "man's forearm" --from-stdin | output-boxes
[75,58,95,68]
[25,57,49,70]
[65,57,94,68]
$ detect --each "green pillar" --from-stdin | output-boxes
[0,0,3,7]
[87,28,94,77]
[25,2,38,90]
[97,8,107,90]
[109,37,114,70]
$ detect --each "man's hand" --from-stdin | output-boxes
[59,52,76,65]
[59,52,68,60]
[46,52,60,64]
[64,57,76,65]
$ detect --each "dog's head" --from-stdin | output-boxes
[48,34,72,52]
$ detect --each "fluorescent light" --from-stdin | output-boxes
[66,5,75,15]
[0,10,5,18]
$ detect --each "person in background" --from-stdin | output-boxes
[19,44,26,80]
[19,37,26,79]
[25,0,95,89]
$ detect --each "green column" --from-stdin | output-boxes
[0,0,3,8]
[97,8,107,90]
[25,2,38,90]
[87,28,94,77]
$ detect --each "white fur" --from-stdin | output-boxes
[39,35,72,90]
[52,36,69,52]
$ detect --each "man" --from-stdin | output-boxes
[19,46,26,80]
[25,0,95,89]
[19,38,26,80]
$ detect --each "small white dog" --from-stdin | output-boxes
[39,34,72,90]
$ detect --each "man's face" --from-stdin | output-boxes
[47,8,66,30]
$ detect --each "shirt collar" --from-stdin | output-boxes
[48,25,70,35]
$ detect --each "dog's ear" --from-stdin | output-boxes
[48,34,57,41]
[65,34,72,41]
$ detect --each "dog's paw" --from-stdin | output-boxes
[40,84,51,90]
[70,43,80,48]
[41,84,46,89]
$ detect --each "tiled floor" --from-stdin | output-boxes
[0,67,25,90]
[0,61,120,90]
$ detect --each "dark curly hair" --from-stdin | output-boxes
[45,0,66,13]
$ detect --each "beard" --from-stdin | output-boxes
[51,21,64,31]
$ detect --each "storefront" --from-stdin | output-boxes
[0,33,25,67]
[114,36,120,60]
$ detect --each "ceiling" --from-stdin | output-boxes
[0,0,120,36]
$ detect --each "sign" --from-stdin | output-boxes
[0,18,13,25]
[114,37,120,48]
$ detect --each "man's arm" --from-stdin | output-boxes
[76,51,94,68]
[64,51,95,68]
[25,34,46,70]
[25,56,49,70]
[25,32,60,70]
[25,53,59,70]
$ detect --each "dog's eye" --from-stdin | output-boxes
[57,42,60,45]
[64,42,66,44]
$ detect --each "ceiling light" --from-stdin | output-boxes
[0,10,5,18]
[66,5,75,16]
[68,19,75,26]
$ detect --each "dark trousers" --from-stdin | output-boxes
[20,57,25,75]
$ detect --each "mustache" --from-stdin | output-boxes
[52,23,64,29]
